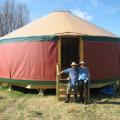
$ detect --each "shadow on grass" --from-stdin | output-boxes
[88,89,120,105]
[96,100,120,105]
[90,93,120,105]
[35,111,43,116]
[12,85,56,95]
[12,85,38,94]
[30,111,43,117]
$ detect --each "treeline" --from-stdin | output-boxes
[0,0,30,36]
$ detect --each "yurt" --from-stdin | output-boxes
[0,11,120,89]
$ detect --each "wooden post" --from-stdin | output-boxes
[58,37,61,74]
[56,37,61,100]
[56,64,60,100]
[79,37,83,62]
[88,80,90,102]
[0,82,3,89]
[116,81,120,97]
[113,82,117,98]
[8,84,12,91]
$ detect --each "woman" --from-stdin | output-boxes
[78,61,90,104]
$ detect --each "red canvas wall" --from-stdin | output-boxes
[84,41,120,80]
[0,41,58,81]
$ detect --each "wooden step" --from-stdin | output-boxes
[58,95,76,101]
[59,90,78,95]
[59,85,67,89]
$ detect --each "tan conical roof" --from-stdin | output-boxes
[1,11,118,39]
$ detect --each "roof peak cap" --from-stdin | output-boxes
[53,10,71,14]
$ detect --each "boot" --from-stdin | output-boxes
[74,94,77,103]
[79,96,84,104]
[82,97,85,104]
[65,94,70,103]
[84,96,88,105]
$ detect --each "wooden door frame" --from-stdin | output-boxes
[57,36,84,78]
[58,36,61,74]
[79,36,84,62]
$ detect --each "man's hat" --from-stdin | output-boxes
[71,62,77,66]
[79,61,86,65]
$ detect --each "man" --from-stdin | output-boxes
[58,62,79,103]
[78,61,90,104]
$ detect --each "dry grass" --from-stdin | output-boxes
[0,88,120,120]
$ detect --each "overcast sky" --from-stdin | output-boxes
[1,0,120,36]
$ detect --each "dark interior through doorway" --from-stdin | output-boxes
[61,37,79,79]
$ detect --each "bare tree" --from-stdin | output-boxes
[0,0,30,36]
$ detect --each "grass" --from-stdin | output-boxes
[0,87,120,120]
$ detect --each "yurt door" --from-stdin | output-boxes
[60,37,79,78]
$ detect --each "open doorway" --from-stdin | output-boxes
[61,37,80,78]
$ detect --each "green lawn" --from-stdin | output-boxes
[0,88,120,120]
